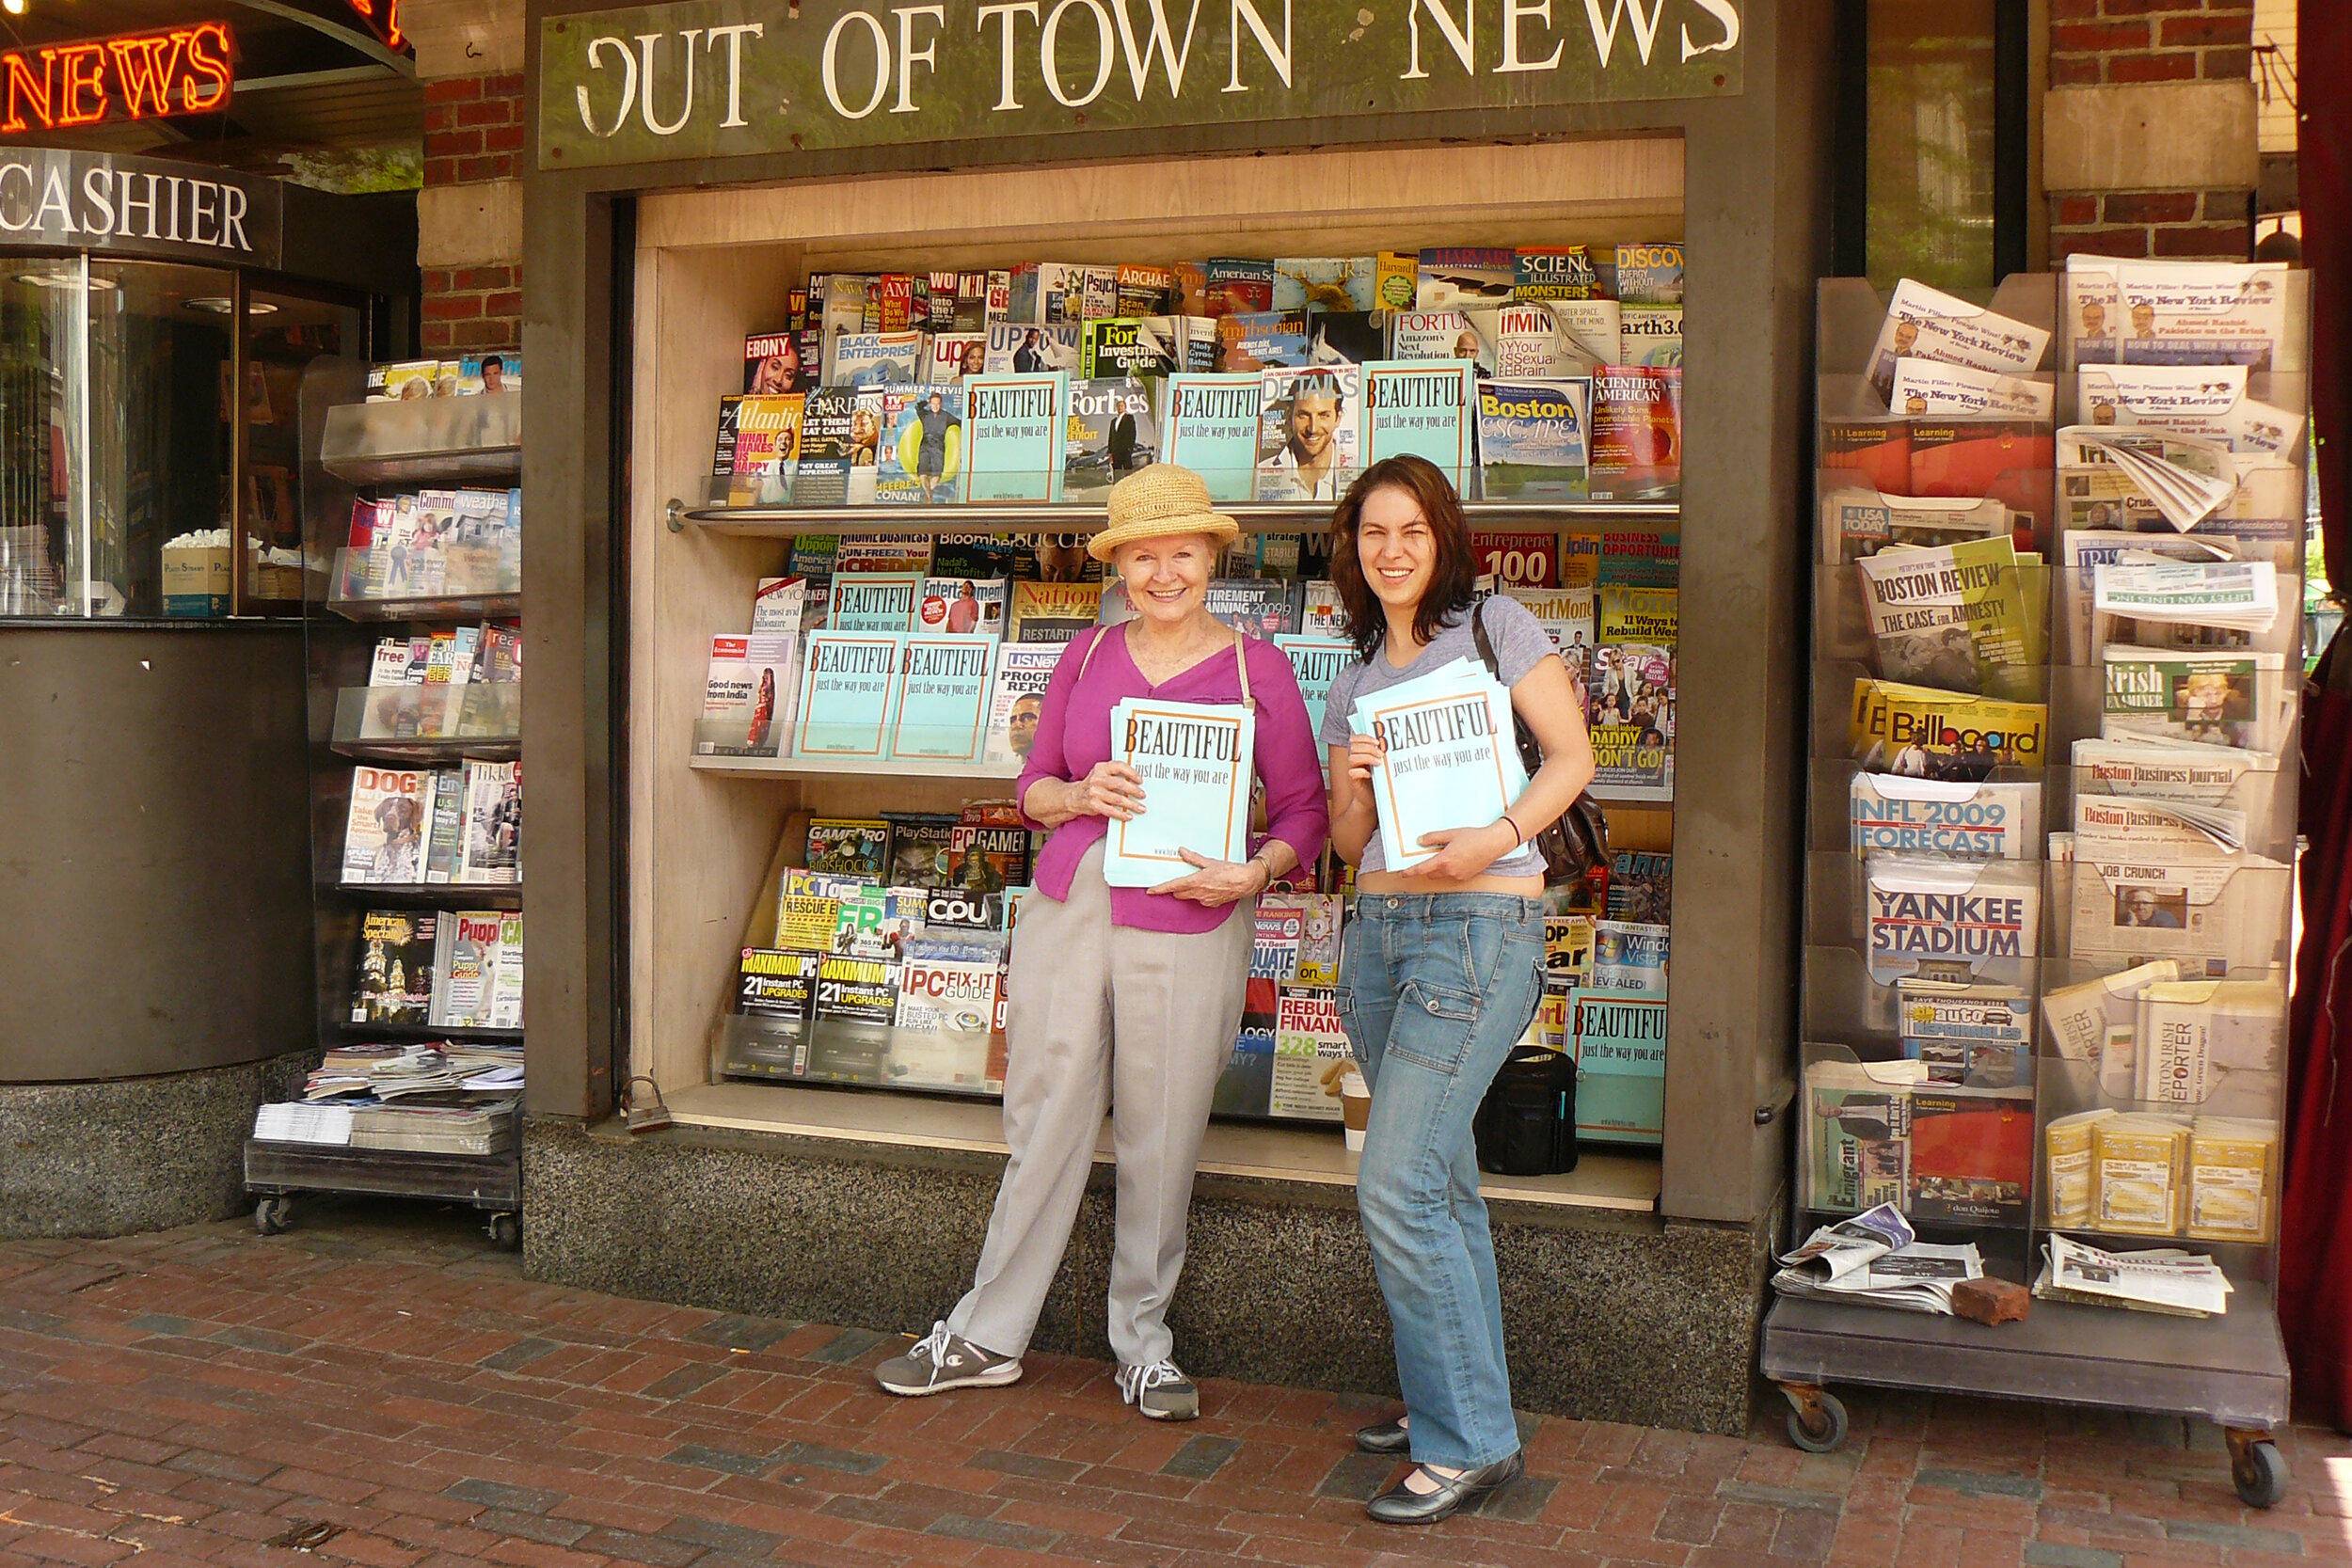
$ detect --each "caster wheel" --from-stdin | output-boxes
[1786,1391,1849,1454]
[488,1212,521,1252]
[2232,1439,2287,1508]
[254,1196,292,1236]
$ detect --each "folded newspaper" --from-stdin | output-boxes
[2062,426,2236,532]
[2033,1233,2233,1318]
[1772,1203,1985,1314]
[2093,559,2279,636]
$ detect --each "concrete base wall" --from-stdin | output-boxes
[0,1053,318,1239]
[523,1117,1773,1435]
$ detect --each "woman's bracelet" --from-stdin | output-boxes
[1501,814,1526,847]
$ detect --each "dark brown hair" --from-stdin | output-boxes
[1327,455,1478,659]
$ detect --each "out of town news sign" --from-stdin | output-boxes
[540,0,1742,167]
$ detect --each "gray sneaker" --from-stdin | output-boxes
[1116,1359,1200,1421]
[875,1322,1023,1397]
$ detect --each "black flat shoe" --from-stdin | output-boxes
[1355,1418,1410,1454]
[1366,1452,1525,1525]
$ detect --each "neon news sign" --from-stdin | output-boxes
[0,24,234,135]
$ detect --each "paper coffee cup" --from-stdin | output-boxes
[1343,1126,1367,1152]
[1339,1069,1371,1147]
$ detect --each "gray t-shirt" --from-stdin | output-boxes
[1320,594,1561,878]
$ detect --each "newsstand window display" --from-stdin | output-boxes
[529,5,1840,1325]
[638,159,1691,1183]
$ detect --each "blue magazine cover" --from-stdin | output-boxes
[1104,697,1255,888]
[876,386,964,505]
[1476,378,1591,500]
[891,635,995,761]
[1362,360,1477,487]
[963,372,1067,503]
[1161,373,1262,502]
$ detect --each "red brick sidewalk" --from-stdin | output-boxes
[0,1201,2345,1568]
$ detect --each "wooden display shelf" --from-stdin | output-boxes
[326,882,525,909]
[658,1080,1661,1214]
[672,498,1680,538]
[689,752,1021,782]
[326,591,521,625]
[690,751,1669,806]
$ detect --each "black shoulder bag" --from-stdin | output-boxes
[1470,598,1609,882]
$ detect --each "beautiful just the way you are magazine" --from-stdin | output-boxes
[1104,697,1256,889]
[1349,657,1525,873]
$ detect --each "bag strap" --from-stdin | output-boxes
[1075,623,1112,682]
[1078,620,1254,713]
[1470,597,1502,684]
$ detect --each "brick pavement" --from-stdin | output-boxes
[0,1200,2346,1568]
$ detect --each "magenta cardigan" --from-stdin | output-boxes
[1015,625,1330,932]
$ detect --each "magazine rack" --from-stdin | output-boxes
[1762,275,2305,1509]
[242,357,530,1251]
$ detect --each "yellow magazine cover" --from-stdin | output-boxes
[1850,678,2049,781]
[2186,1118,2276,1243]
[1597,584,1677,643]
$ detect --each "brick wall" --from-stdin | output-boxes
[2047,2,2255,260]
[421,72,525,354]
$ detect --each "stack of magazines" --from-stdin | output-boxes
[1772,1204,1985,1315]
[254,1095,517,1154]
[349,1101,517,1156]
[2033,1233,2233,1318]
[300,1042,524,1101]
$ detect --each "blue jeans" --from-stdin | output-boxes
[1338,893,1546,1470]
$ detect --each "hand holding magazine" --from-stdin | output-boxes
[1102,696,1256,889]
[1348,657,1528,873]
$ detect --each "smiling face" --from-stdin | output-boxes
[1288,391,1341,462]
[1113,531,1218,629]
[752,343,797,393]
[1355,483,1437,616]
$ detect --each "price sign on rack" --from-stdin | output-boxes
[1471,532,1560,589]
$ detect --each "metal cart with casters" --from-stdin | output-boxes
[1761,1276,2290,1506]
[244,1096,522,1250]
[1778,274,2309,1512]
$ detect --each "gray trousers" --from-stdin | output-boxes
[947,840,1254,1367]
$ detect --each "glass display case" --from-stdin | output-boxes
[0,257,364,620]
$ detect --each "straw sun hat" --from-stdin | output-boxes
[1086,464,1241,562]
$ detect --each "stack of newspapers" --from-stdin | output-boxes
[1348,658,1524,873]
[1772,1204,1985,1315]
[2034,1233,2233,1318]
[2092,558,2280,641]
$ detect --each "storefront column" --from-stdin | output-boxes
[2044,5,2261,261]
[406,0,528,353]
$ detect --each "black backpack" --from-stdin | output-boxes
[1473,1046,1580,1177]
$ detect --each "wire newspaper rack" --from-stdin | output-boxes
[1762,272,2309,1509]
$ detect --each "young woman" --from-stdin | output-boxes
[1321,455,1596,1525]
[876,464,1328,1421]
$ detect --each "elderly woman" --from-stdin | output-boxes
[877,465,1328,1421]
